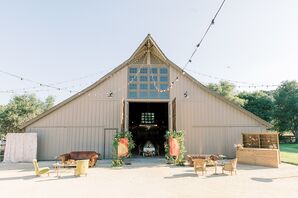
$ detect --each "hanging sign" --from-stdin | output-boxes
[118,138,129,157]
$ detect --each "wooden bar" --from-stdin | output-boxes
[236,148,280,168]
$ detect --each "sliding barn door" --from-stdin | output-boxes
[172,98,176,131]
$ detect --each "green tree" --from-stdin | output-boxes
[238,91,274,122]
[207,81,246,106]
[0,94,55,134]
[273,81,298,142]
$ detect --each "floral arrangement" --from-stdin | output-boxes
[111,131,135,167]
[164,130,186,165]
[234,144,244,150]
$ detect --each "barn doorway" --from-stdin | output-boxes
[128,102,168,157]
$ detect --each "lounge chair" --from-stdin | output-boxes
[74,159,89,176]
[193,158,207,175]
[222,158,237,175]
[32,159,50,176]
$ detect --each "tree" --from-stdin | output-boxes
[273,81,298,142]
[0,94,55,134]
[207,81,246,106]
[238,91,275,123]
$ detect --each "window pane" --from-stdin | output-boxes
[140,76,148,82]
[128,92,137,98]
[129,76,137,82]
[160,92,169,99]
[140,68,148,74]
[160,76,168,82]
[149,91,158,98]
[160,84,169,90]
[150,68,158,74]
[140,84,148,90]
[129,84,137,90]
[150,76,157,82]
[129,68,138,74]
[140,92,148,98]
[150,84,156,90]
[160,68,168,74]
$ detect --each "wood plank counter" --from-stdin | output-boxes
[236,148,280,168]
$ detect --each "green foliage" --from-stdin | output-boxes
[112,131,135,167]
[207,81,246,106]
[0,94,55,135]
[273,81,298,140]
[238,91,274,122]
[164,130,186,165]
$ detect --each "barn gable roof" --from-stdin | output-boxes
[20,34,272,129]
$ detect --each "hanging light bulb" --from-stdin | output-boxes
[107,90,113,98]
[184,91,189,98]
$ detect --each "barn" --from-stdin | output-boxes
[20,34,272,160]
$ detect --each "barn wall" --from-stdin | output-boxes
[25,67,128,160]
[169,67,267,157]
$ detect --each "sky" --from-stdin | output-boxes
[0,0,297,105]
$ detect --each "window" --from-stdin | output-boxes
[128,65,169,99]
[141,112,155,124]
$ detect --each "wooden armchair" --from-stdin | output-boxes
[222,158,237,175]
[193,158,207,175]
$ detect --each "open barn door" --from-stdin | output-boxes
[172,98,176,131]
[120,98,125,132]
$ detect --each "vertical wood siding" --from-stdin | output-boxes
[169,67,267,157]
[25,67,127,160]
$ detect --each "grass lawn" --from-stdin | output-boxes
[280,144,298,165]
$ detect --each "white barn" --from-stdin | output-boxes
[21,34,271,160]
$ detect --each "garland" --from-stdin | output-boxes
[112,131,135,167]
[164,130,186,165]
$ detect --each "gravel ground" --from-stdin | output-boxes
[0,158,298,198]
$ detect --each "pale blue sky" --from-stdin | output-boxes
[0,0,297,105]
